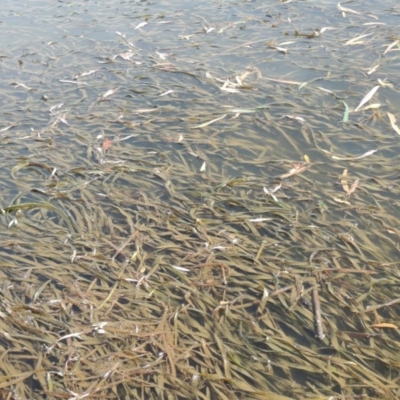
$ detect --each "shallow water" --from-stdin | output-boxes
[1,1,400,399]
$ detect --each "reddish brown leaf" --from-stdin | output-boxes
[102,138,113,150]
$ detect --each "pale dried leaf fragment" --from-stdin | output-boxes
[371,323,398,329]
[366,298,400,311]
[192,114,227,129]
[218,24,231,33]
[280,165,308,179]
[332,149,377,161]
[158,89,174,97]
[49,103,64,113]
[156,51,169,60]
[360,103,380,111]
[264,77,301,85]
[113,51,135,61]
[132,108,159,114]
[338,2,360,15]
[363,22,386,26]
[13,82,33,91]
[59,79,87,85]
[383,40,399,55]
[345,33,373,46]
[99,88,119,100]
[354,85,379,112]
[317,87,334,94]
[75,70,98,79]
[347,179,360,197]
[264,184,282,201]
[236,70,252,85]
[333,197,351,205]
[367,64,379,75]
[387,113,400,135]
[249,218,273,223]
[386,227,400,235]
[320,27,336,34]
[275,47,287,54]
[378,79,393,88]
[286,114,305,122]
[278,41,295,46]
[59,114,69,125]
[353,149,378,159]
[0,125,13,132]
[220,79,241,92]
[179,34,194,40]
[134,21,148,30]
[220,87,240,93]
[172,265,190,273]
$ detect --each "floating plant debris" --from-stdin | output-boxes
[0,0,399,399]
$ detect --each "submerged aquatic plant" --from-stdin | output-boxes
[0,0,399,398]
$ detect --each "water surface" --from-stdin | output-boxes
[0,1,400,399]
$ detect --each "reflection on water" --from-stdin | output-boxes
[1,0,400,398]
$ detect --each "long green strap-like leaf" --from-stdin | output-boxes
[2,202,78,233]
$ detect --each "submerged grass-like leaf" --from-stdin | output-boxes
[0,0,400,399]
